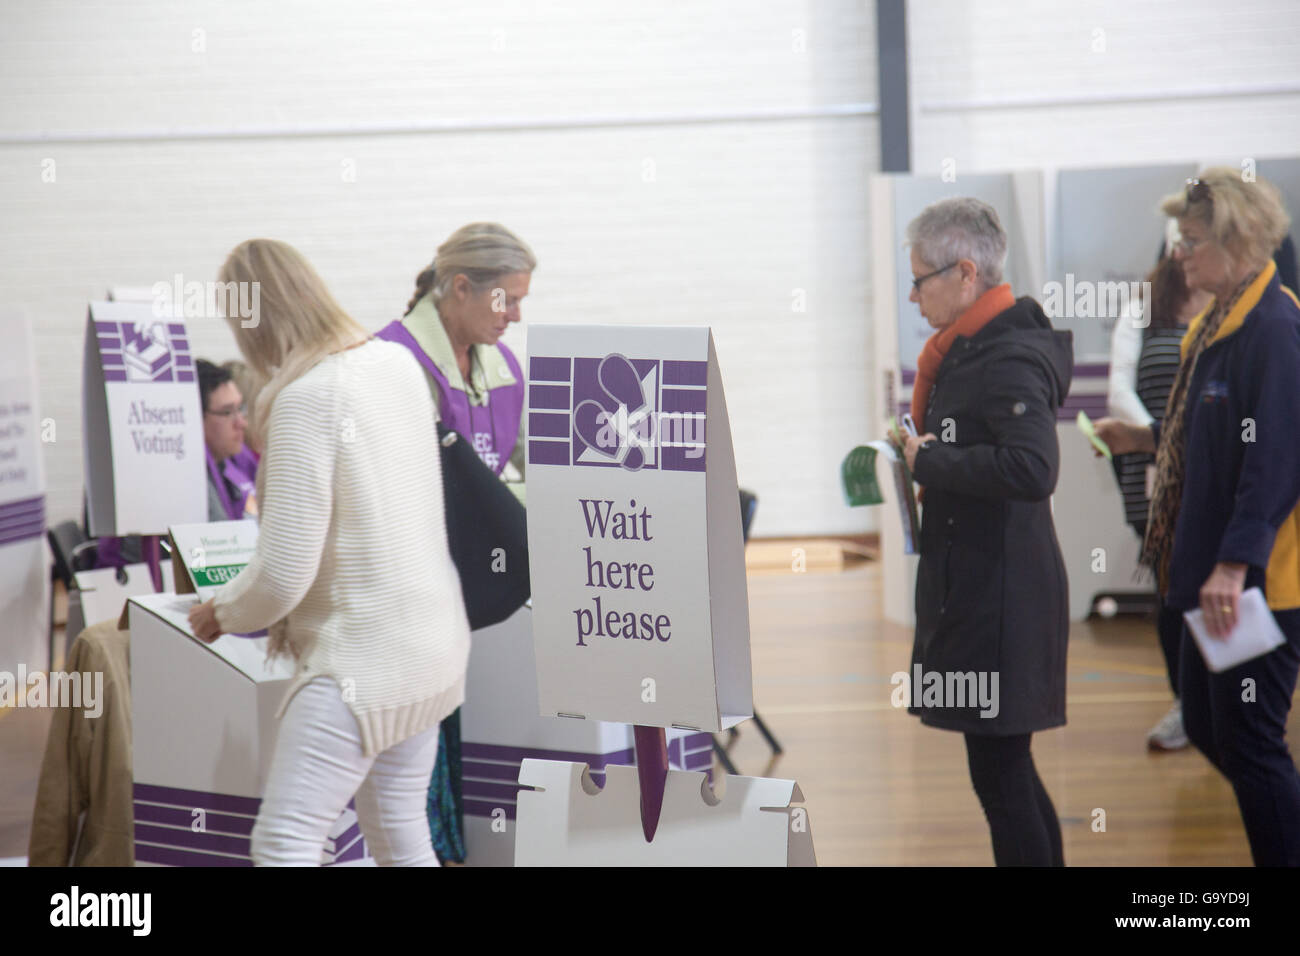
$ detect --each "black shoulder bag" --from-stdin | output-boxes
[437,423,531,630]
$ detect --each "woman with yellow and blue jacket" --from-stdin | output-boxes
[1097,168,1300,866]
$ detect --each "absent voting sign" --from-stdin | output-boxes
[83,302,205,536]
[525,325,753,733]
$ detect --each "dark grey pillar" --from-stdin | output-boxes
[876,0,910,173]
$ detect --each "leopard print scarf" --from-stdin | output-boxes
[1140,272,1258,593]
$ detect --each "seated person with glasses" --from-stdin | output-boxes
[93,358,260,569]
[197,358,259,521]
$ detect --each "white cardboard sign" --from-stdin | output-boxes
[0,308,49,673]
[515,761,816,866]
[458,607,718,866]
[524,325,753,733]
[83,302,205,537]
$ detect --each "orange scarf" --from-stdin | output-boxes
[911,284,1015,432]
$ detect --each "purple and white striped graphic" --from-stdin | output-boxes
[528,354,707,473]
[95,320,194,385]
[0,495,44,547]
[133,782,367,866]
[462,733,714,821]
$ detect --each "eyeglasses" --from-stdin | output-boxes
[912,262,958,292]
[1185,178,1212,205]
[1174,234,1211,255]
[206,404,247,420]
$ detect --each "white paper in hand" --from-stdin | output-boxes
[1184,587,1286,673]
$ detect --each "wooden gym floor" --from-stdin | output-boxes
[734,555,1271,866]
[2,554,1283,865]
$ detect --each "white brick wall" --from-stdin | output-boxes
[3,0,1296,536]
[909,0,1300,173]
[0,0,878,537]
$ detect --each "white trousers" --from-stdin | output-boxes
[251,677,441,866]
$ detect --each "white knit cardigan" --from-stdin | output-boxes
[212,340,470,756]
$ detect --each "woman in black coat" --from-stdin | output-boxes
[899,197,1073,866]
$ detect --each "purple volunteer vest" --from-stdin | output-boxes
[375,319,524,476]
[96,444,258,569]
[207,444,259,521]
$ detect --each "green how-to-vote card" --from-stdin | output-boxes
[841,437,919,553]
[1076,411,1112,461]
[842,445,885,507]
[168,520,259,601]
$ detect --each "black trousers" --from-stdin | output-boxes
[1157,597,1184,698]
[1135,520,1184,699]
[1179,608,1300,866]
[964,733,1064,866]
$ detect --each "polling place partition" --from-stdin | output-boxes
[68,562,173,656]
[518,325,814,866]
[0,308,48,674]
[459,606,713,866]
[1258,158,1300,257]
[1051,163,1197,360]
[1049,163,1198,617]
[128,592,368,866]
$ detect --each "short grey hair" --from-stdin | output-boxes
[905,197,1008,286]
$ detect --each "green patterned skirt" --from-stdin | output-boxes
[427,707,465,863]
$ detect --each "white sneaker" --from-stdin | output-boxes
[1147,702,1189,751]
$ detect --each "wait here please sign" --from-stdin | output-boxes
[524,325,752,733]
[574,498,669,644]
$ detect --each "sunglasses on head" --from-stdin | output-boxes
[1185,178,1212,204]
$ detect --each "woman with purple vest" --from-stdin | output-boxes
[377,223,533,498]
[375,222,536,863]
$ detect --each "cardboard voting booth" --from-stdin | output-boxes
[67,563,173,656]
[516,761,815,866]
[519,325,814,866]
[83,302,205,538]
[0,308,48,675]
[1053,162,1197,360]
[128,521,368,866]
[459,606,715,866]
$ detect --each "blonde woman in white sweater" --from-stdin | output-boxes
[187,239,470,866]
